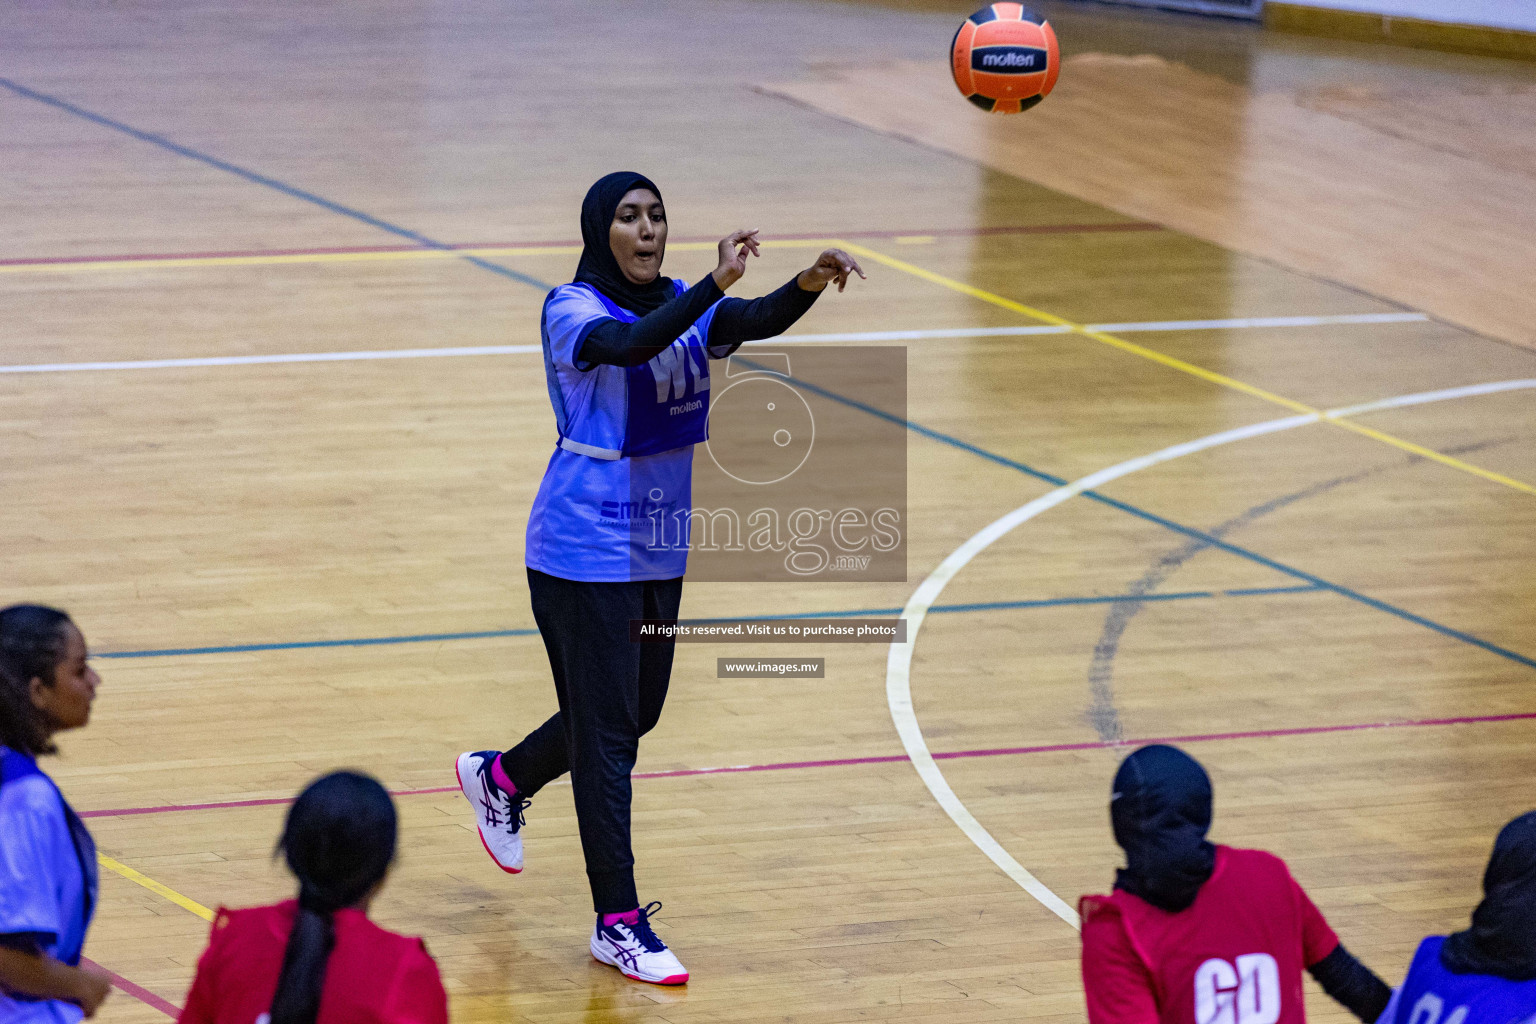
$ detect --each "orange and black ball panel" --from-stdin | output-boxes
[950,3,1060,114]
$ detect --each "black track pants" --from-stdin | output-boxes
[499,568,682,913]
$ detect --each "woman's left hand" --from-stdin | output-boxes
[798,249,866,293]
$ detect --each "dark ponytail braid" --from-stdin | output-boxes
[270,771,397,1024]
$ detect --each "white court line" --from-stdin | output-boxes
[0,312,1434,374]
[763,325,1071,343]
[1328,379,1536,419]
[0,345,540,374]
[1084,312,1427,333]
[884,378,1536,930]
[763,312,1426,345]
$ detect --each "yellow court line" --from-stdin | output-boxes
[98,853,215,922]
[838,240,1536,497]
[0,238,833,276]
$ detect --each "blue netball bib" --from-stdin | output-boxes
[566,282,712,459]
[529,281,719,581]
[1393,937,1536,1024]
[0,749,97,968]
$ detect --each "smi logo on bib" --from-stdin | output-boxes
[1195,954,1281,1024]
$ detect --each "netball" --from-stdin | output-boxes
[950,3,1060,113]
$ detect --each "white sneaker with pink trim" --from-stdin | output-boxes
[590,902,689,985]
[455,750,528,873]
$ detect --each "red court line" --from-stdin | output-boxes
[80,956,181,1018]
[78,709,1536,821]
[0,222,1159,268]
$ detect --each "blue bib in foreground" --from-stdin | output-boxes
[1,748,98,1024]
[1392,937,1536,1024]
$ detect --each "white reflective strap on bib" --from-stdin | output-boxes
[559,436,623,461]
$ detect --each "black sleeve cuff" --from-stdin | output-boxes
[707,274,821,351]
[0,931,50,954]
[1308,945,1392,1023]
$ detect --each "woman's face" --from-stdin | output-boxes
[608,187,667,284]
[30,622,99,734]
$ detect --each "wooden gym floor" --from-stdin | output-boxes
[2,2,1533,1021]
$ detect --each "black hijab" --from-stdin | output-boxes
[1441,810,1536,981]
[573,171,675,315]
[1111,744,1218,913]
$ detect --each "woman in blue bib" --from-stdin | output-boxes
[1381,811,1536,1024]
[0,605,111,1020]
[456,171,863,985]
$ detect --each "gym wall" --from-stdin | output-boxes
[1270,0,1536,32]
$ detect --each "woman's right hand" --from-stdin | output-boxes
[712,228,760,291]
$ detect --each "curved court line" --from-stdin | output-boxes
[1086,433,1516,741]
[841,241,1536,497]
[886,379,1536,930]
[1328,379,1536,419]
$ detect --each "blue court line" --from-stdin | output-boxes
[1082,491,1535,670]
[0,77,553,292]
[693,584,1328,622]
[921,584,1323,615]
[94,628,543,659]
[14,79,1528,673]
[765,370,1536,672]
[95,585,1324,659]
[1221,584,1325,597]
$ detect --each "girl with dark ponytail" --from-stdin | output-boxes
[179,772,446,1024]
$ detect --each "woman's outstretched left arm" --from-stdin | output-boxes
[708,248,865,352]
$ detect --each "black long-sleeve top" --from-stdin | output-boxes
[576,273,820,368]
[1308,944,1393,1023]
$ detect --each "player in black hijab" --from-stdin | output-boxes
[1083,745,1390,1024]
[1110,742,1217,912]
[455,172,864,986]
[1441,810,1536,982]
[1376,811,1536,1024]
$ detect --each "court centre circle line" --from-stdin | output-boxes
[884,378,1536,931]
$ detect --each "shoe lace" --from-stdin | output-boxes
[629,901,668,953]
[479,770,530,834]
[507,797,531,834]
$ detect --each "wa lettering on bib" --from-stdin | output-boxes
[546,282,714,460]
